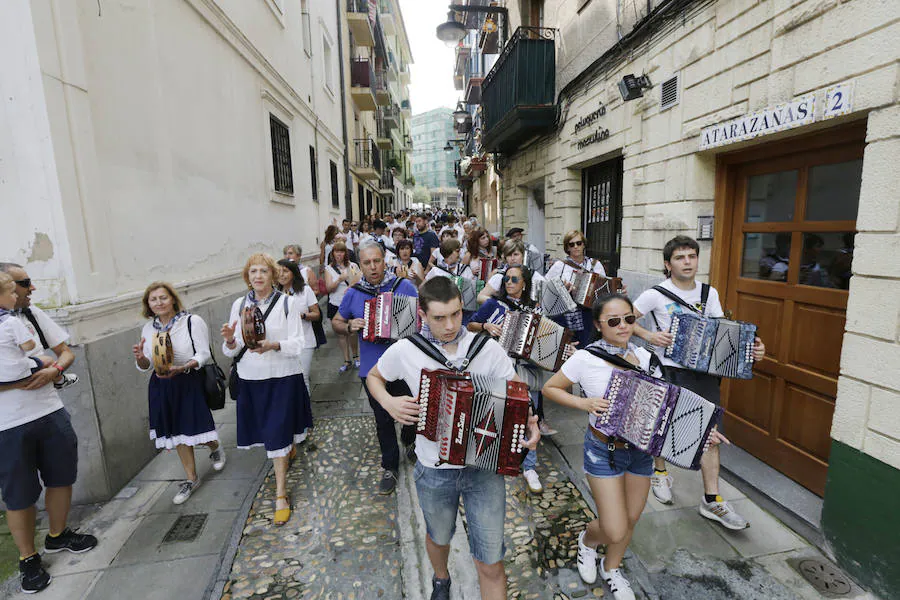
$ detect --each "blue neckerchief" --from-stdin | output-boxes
[355,272,398,296]
[247,289,281,308]
[152,311,188,333]
[586,338,638,359]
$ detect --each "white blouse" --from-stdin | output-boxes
[545,256,607,284]
[222,293,305,380]
[284,286,318,349]
[138,315,211,372]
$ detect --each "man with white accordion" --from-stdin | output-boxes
[366,277,540,600]
[331,240,419,496]
[632,236,766,530]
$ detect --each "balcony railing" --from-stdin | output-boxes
[379,168,394,193]
[350,58,375,87]
[346,0,375,47]
[481,27,557,153]
[354,138,381,176]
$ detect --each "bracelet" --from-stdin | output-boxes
[53,364,65,374]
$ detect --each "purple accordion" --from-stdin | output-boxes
[592,369,723,470]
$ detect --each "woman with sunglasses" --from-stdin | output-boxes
[546,230,610,348]
[468,266,545,494]
[542,294,725,599]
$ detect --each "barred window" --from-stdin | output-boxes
[270,115,293,194]
[309,146,318,202]
[330,160,339,208]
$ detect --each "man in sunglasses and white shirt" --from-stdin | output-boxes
[0,263,98,594]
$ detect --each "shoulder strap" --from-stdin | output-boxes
[464,333,491,364]
[648,353,663,377]
[390,277,403,293]
[651,285,701,314]
[22,310,50,350]
[352,283,377,296]
[700,283,710,315]
[406,333,452,367]
[583,347,644,372]
[187,315,196,354]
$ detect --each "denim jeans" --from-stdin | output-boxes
[413,461,507,564]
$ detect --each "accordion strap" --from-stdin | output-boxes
[352,276,404,297]
[406,332,491,372]
[583,347,661,377]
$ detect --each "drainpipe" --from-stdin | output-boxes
[336,0,353,220]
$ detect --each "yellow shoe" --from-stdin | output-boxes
[274,495,291,526]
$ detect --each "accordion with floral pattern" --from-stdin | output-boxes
[665,313,757,379]
[417,369,530,475]
[594,369,722,470]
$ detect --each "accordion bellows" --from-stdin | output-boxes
[362,292,420,343]
[151,331,174,377]
[598,369,723,470]
[451,276,478,311]
[241,305,266,350]
[666,313,757,379]
[570,272,624,309]
[417,369,530,475]
[498,311,575,372]
[540,278,577,317]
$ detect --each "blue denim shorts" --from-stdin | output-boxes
[413,461,506,564]
[583,429,653,479]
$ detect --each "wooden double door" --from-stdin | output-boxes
[715,124,865,496]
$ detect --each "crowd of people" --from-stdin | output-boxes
[0,209,766,600]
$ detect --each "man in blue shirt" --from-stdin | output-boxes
[412,213,440,269]
[333,240,419,495]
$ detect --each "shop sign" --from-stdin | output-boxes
[574,103,607,133]
[700,94,815,150]
[574,102,611,149]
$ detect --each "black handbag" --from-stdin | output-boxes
[187,316,228,410]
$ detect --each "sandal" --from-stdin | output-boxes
[338,361,352,373]
[274,495,292,526]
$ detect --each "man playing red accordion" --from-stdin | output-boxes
[366,277,540,600]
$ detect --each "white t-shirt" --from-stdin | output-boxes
[0,317,39,383]
[545,256,607,283]
[487,270,545,302]
[632,279,724,368]
[375,331,517,469]
[560,346,654,430]
[0,306,68,432]
[286,286,319,349]
[138,314,211,373]
[222,293,305,380]
[326,264,357,306]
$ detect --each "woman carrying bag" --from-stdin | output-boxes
[132,282,226,505]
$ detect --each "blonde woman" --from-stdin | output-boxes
[132,282,225,505]
[222,254,311,526]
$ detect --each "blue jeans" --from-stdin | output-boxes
[583,429,653,479]
[413,462,507,564]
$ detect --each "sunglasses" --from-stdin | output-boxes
[14,279,32,288]
[502,275,522,284]
[567,240,585,248]
[603,315,636,327]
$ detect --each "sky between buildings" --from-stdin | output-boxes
[398,0,458,115]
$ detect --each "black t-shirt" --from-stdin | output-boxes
[413,230,440,266]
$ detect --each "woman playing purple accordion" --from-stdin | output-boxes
[132,282,225,505]
[543,294,725,600]
[222,253,312,526]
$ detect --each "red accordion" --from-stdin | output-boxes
[362,292,420,343]
[477,258,498,281]
[417,369,530,476]
[570,271,623,309]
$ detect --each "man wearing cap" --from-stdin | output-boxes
[506,228,545,276]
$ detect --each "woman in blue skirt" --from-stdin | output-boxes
[222,253,312,526]
[132,282,226,505]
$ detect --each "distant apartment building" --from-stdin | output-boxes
[411,108,459,209]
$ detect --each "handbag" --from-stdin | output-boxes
[186,316,228,410]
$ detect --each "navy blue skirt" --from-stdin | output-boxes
[148,370,218,450]
[236,374,313,458]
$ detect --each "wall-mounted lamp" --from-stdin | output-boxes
[618,74,652,102]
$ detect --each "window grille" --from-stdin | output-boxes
[309,146,318,202]
[270,115,293,194]
[330,160,340,208]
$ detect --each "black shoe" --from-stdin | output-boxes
[44,528,98,554]
[378,470,398,495]
[19,554,51,594]
[405,443,417,463]
[430,575,451,600]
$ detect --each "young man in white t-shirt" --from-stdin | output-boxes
[632,236,765,530]
[366,277,540,600]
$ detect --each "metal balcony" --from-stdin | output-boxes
[353,138,381,180]
[481,27,557,154]
[375,110,394,150]
[465,73,484,105]
[374,70,390,106]
[350,58,377,111]
[379,168,394,195]
[347,0,375,47]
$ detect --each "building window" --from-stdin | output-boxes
[323,37,334,92]
[330,160,340,208]
[309,146,318,202]
[270,114,293,194]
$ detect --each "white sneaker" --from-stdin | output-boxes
[523,469,543,493]
[210,447,226,472]
[576,530,598,584]
[699,496,749,530]
[600,556,636,600]
[650,471,673,504]
[173,479,200,505]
